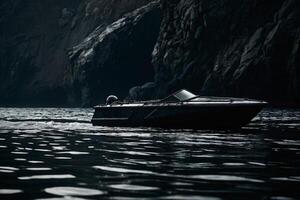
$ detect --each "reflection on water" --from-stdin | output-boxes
[0,189,23,194]
[0,108,299,199]
[45,186,104,196]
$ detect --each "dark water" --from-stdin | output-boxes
[0,108,299,200]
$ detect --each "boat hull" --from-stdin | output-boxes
[91,103,265,129]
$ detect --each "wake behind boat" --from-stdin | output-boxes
[91,89,267,129]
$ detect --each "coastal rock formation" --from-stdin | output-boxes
[0,0,156,106]
[67,1,161,106]
[135,0,299,105]
[1,0,299,106]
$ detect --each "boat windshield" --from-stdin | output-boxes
[161,89,197,102]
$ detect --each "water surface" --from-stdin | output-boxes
[0,108,299,199]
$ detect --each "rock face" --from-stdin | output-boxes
[0,0,157,106]
[67,1,161,106]
[142,0,300,105]
[1,0,299,106]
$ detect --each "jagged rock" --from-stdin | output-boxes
[2,0,299,106]
[0,0,154,106]
[67,1,161,106]
[145,0,300,105]
[128,82,157,100]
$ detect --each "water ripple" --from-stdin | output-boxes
[109,184,159,191]
[45,187,104,196]
[93,166,154,174]
[18,174,75,180]
[26,168,52,171]
[56,151,89,155]
[0,189,23,194]
[188,175,264,183]
[161,196,221,200]
[0,108,299,199]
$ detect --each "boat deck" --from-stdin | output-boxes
[94,96,266,108]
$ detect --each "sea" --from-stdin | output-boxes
[0,108,299,200]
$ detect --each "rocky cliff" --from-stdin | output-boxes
[134,0,300,105]
[67,1,161,106]
[0,0,157,106]
[1,0,299,106]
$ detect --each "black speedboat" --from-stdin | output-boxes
[91,89,267,129]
